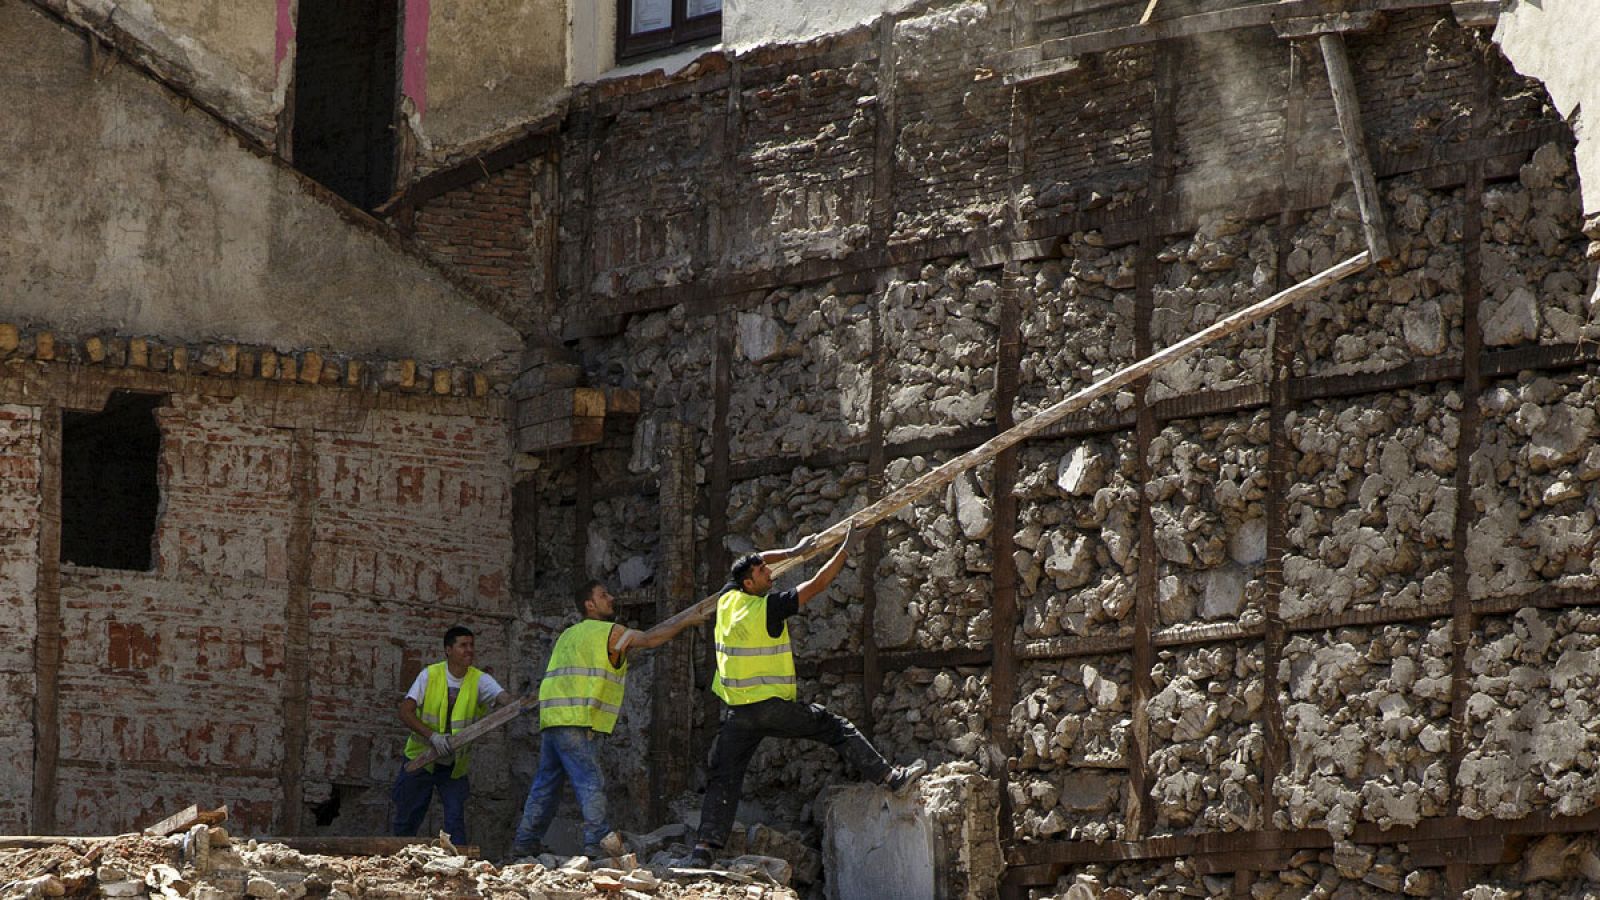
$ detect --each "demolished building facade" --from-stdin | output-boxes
[7,0,1600,896]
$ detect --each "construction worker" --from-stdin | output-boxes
[508,580,703,859]
[684,525,926,867]
[392,625,512,845]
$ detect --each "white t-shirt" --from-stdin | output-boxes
[406,666,506,710]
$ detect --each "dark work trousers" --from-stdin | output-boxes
[697,698,891,848]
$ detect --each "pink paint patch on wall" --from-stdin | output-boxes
[402,0,429,115]
[274,0,295,74]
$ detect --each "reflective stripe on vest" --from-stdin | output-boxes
[539,619,629,733]
[403,661,485,779]
[712,589,796,705]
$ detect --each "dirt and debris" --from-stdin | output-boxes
[0,827,808,900]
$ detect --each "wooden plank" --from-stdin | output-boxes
[404,696,537,772]
[143,805,227,837]
[1318,32,1392,262]
[515,417,605,453]
[1015,0,1453,63]
[1139,0,1162,26]
[513,387,607,429]
[605,387,642,416]
[255,836,480,857]
[1272,11,1384,37]
[648,252,1370,636]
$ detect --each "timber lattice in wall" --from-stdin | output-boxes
[494,0,1599,894]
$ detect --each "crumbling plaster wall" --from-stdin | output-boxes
[2,2,522,371]
[416,0,568,167]
[32,0,284,139]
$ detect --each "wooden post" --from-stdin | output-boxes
[276,429,316,835]
[1318,32,1392,263]
[31,404,62,834]
[649,421,698,820]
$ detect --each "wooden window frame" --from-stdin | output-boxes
[616,0,721,61]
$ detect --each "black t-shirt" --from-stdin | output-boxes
[720,583,799,639]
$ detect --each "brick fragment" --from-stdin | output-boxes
[85,336,105,363]
[35,332,54,361]
[129,338,149,368]
[0,324,16,354]
[300,352,323,384]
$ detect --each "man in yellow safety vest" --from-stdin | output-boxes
[508,580,700,859]
[684,525,926,867]
[393,625,514,845]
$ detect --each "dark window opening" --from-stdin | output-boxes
[61,392,164,571]
[291,0,400,210]
[616,0,721,61]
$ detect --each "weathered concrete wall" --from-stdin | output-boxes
[414,0,568,166]
[1,2,521,369]
[0,361,518,841]
[34,0,284,139]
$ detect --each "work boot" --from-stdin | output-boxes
[582,830,626,861]
[882,758,928,795]
[678,845,714,868]
[503,843,540,864]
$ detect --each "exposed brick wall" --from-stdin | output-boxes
[413,165,538,309]
[0,384,516,839]
[0,405,39,832]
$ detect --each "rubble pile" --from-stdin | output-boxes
[0,828,810,900]
[1148,414,1269,627]
[1148,218,1275,400]
[1459,609,1600,820]
[1147,644,1266,833]
[1470,371,1600,599]
[1009,659,1132,842]
[1282,390,1458,620]
[881,261,1000,444]
[1014,436,1140,638]
[1273,623,1453,838]
[1015,244,1136,420]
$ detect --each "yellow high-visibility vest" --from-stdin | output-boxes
[712,589,796,705]
[539,619,628,734]
[403,661,486,778]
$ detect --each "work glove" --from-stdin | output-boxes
[428,732,454,758]
[788,533,820,558]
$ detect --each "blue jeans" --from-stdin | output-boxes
[513,727,609,851]
[391,762,470,845]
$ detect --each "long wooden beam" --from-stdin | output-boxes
[647,252,1369,638]
[404,696,536,773]
[1317,32,1393,261]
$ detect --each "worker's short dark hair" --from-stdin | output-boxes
[575,580,605,616]
[443,625,474,647]
[730,554,764,590]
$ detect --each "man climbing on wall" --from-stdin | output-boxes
[393,625,513,846]
[682,525,927,868]
[508,580,707,860]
